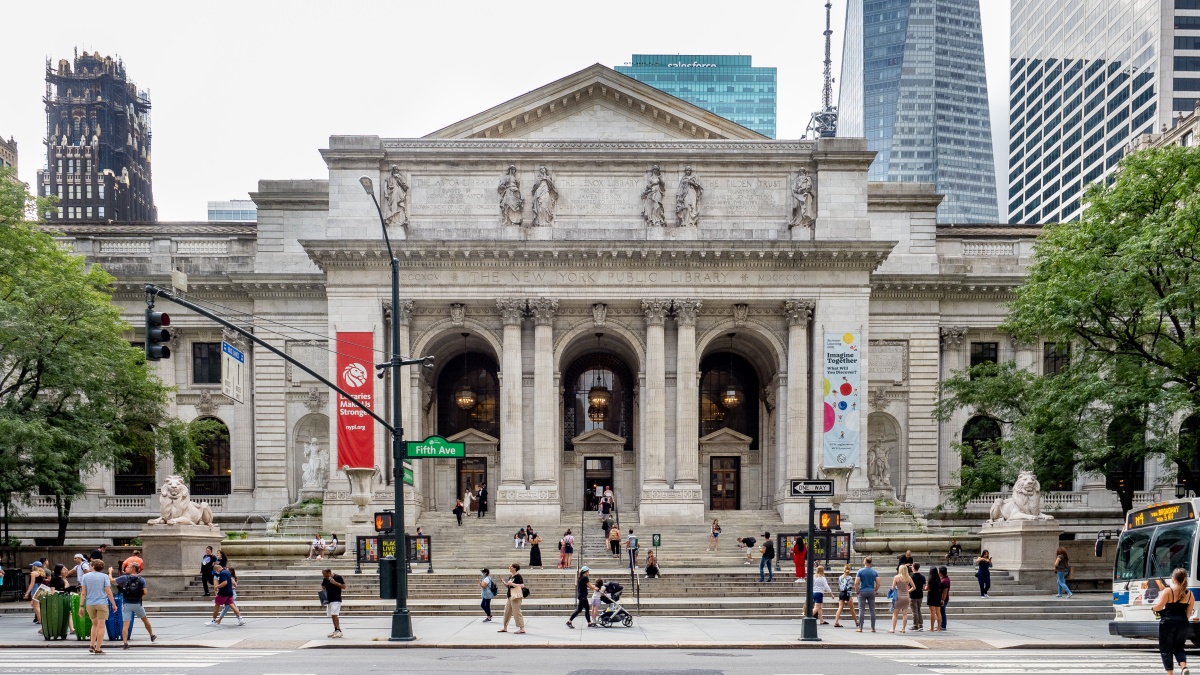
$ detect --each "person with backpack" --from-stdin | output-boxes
[626,529,640,570]
[320,568,345,638]
[108,562,158,648]
[479,568,496,622]
[758,532,775,583]
[608,525,622,558]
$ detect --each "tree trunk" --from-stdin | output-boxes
[52,496,71,546]
[1117,487,1135,514]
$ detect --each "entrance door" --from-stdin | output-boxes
[583,457,614,512]
[457,458,487,504]
[709,457,740,510]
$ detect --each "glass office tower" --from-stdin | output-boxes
[616,55,777,138]
[1008,0,1194,224]
[838,0,998,224]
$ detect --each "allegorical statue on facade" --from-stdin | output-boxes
[867,439,891,489]
[382,165,409,228]
[531,165,558,227]
[789,168,816,229]
[675,165,703,227]
[498,165,524,226]
[641,164,666,227]
[302,437,328,489]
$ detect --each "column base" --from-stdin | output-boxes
[638,484,704,525]
[495,484,560,525]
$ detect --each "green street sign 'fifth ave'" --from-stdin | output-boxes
[405,435,466,459]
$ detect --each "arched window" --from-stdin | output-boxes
[563,353,634,453]
[699,352,760,449]
[961,415,1002,464]
[1180,415,1200,494]
[1106,414,1146,492]
[191,418,231,496]
[436,352,499,439]
[115,453,155,496]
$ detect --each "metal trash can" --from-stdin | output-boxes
[379,556,397,600]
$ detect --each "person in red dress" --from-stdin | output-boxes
[793,538,808,581]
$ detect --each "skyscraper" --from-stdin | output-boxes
[0,135,15,172]
[1008,0,1193,224]
[616,55,777,137]
[838,0,998,224]
[37,51,155,222]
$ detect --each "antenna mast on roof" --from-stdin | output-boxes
[807,0,839,138]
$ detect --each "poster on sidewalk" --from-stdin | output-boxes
[822,332,861,469]
[336,331,375,469]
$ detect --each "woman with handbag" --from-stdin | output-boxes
[1153,567,1194,675]
[562,529,575,568]
[497,563,526,634]
[793,538,808,581]
[889,564,915,633]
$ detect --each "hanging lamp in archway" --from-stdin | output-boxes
[454,333,478,410]
[721,332,743,410]
[587,333,611,422]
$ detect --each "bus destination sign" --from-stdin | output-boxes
[1127,503,1196,529]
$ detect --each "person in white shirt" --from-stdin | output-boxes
[308,535,326,559]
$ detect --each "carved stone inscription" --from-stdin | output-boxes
[705,177,786,216]
[868,340,908,384]
[393,268,811,287]
[410,176,496,216]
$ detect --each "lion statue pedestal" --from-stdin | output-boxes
[137,476,223,595]
[979,471,1061,591]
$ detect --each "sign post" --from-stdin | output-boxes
[790,479,835,642]
[220,341,245,403]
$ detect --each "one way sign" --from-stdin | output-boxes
[790,479,835,497]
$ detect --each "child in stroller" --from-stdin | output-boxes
[595,580,633,627]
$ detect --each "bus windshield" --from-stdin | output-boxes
[1115,521,1197,581]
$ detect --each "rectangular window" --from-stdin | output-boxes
[970,342,999,368]
[1043,343,1070,375]
[98,183,105,200]
[85,207,92,218]
[98,207,104,218]
[192,342,222,384]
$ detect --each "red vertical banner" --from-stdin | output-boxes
[336,332,375,469]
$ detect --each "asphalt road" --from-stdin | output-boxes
[0,647,1175,675]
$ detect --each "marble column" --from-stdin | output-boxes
[496,299,526,488]
[529,298,559,486]
[779,300,815,523]
[642,299,670,487]
[674,299,703,486]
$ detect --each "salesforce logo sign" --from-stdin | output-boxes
[342,362,369,389]
[667,62,717,68]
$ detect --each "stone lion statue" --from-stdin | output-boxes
[989,470,1054,523]
[147,475,214,526]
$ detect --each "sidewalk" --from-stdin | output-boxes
[0,613,1135,649]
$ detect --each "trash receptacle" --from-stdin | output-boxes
[379,556,397,600]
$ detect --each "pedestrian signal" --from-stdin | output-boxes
[818,510,841,531]
[145,309,171,361]
[374,511,394,532]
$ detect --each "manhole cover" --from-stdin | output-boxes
[686,653,750,657]
[439,655,497,662]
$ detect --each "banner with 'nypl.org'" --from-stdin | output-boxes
[336,331,375,469]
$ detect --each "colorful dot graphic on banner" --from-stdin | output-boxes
[840,382,853,396]
[843,333,855,344]
[838,401,848,410]
[824,403,835,432]
[823,378,831,397]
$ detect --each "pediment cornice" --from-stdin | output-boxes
[870,273,1022,299]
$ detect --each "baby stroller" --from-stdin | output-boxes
[596,581,633,628]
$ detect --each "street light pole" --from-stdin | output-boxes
[359,175,415,642]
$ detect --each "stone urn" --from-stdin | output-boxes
[820,465,855,508]
[344,465,378,523]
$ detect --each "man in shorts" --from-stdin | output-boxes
[321,569,346,638]
[109,562,157,648]
[79,559,116,654]
[206,562,244,626]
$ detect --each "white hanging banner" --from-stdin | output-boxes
[822,332,861,469]
[221,341,245,403]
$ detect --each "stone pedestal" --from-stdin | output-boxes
[639,486,704,525]
[980,519,1062,591]
[495,486,561,526]
[137,523,223,595]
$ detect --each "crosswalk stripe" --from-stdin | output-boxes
[0,649,281,671]
[855,650,1162,674]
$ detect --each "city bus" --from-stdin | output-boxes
[1109,498,1200,641]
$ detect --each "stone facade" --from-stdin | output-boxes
[14,64,1160,543]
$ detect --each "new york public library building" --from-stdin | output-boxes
[27,64,1147,542]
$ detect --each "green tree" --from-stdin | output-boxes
[0,167,205,543]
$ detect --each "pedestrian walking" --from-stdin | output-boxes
[476,483,488,517]
[939,566,951,630]
[1154,567,1194,675]
[515,528,527,549]
[109,562,157,648]
[758,532,775,582]
[497,563,526,634]
[561,529,575,568]
[24,560,47,626]
[206,562,244,626]
[463,488,475,514]
[567,566,593,628]
[78,559,116,654]
[909,562,926,631]
[528,528,543,568]
[926,563,943,632]
[88,544,108,562]
[452,499,465,526]
[738,535,757,564]
[608,525,622,558]
[975,550,993,597]
[321,569,345,638]
[1054,546,1073,598]
[833,563,858,627]
[601,517,612,539]
[889,564,915,633]
[626,529,640,569]
[479,568,496,622]
[600,494,613,521]
[122,550,145,575]
[200,547,215,596]
[854,556,879,633]
[708,519,721,551]
[793,537,807,581]
[811,565,832,624]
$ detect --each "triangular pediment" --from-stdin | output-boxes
[425,64,766,142]
[699,427,753,444]
[571,428,626,445]
[446,428,499,445]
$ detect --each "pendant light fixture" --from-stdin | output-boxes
[587,333,610,422]
[454,333,478,410]
[721,332,743,410]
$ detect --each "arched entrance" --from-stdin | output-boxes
[436,341,499,508]
[698,339,763,511]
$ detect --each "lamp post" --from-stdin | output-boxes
[359,174,423,642]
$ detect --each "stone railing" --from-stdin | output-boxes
[101,496,150,510]
[964,491,1086,511]
[98,239,152,255]
[177,239,229,255]
[1134,490,1161,504]
[962,241,1016,257]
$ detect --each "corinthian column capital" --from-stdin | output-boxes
[781,299,816,327]
[528,298,558,326]
[496,298,526,326]
[641,299,671,326]
[673,299,703,327]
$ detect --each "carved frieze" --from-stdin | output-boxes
[449,303,466,327]
[592,303,607,327]
[732,303,749,327]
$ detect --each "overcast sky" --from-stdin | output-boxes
[0,0,1011,222]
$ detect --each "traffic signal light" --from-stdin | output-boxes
[374,511,394,533]
[818,509,841,531]
[145,309,171,361]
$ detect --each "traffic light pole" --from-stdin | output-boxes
[800,495,820,641]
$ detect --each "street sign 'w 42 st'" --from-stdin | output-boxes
[790,479,835,497]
